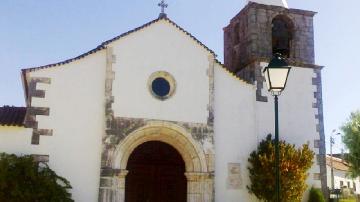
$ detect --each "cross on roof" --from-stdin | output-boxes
[158,0,168,18]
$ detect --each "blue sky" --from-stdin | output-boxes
[0,0,359,153]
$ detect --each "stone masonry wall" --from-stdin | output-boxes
[312,68,328,197]
[24,77,52,145]
[224,2,316,73]
[98,117,215,202]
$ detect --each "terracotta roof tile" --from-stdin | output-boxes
[0,106,26,127]
[326,155,349,171]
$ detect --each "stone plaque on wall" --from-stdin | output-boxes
[226,163,242,190]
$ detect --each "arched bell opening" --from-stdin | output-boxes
[272,15,294,58]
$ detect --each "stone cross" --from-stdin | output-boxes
[158,0,168,18]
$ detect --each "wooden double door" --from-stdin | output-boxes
[125,141,187,202]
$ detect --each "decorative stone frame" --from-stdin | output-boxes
[99,122,214,202]
[147,71,176,100]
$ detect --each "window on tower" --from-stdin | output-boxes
[272,15,294,58]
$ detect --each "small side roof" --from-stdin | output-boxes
[326,155,349,172]
[0,106,26,127]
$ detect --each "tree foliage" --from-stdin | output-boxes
[247,134,315,202]
[342,110,360,178]
[0,153,73,202]
[308,187,325,202]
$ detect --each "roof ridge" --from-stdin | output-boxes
[22,16,217,73]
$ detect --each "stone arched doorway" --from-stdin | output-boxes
[105,122,214,202]
[125,141,186,202]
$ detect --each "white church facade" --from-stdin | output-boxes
[0,1,327,201]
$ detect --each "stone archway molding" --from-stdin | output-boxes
[108,121,213,202]
[113,121,208,173]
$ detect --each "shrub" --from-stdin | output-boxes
[247,134,315,202]
[308,187,325,202]
[0,153,73,202]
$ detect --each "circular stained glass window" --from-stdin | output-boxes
[148,71,176,100]
[152,77,170,97]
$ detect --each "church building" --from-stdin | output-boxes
[0,0,326,201]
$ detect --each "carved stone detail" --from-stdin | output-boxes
[226,163,242,190]
[99,170,128,202]
[185,172,214,202]
[99,118,215,201]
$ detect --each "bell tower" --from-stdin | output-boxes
[224,1,318,99]
[224,1,328,198]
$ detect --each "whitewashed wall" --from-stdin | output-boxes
[326,165,360,194]
[0,127,33,154]
[214,64,258,202]
[24,51,106,202]
[257,65,321,189]
[257,65,322,201]
[214,64,322,201]
[111,20,211,124]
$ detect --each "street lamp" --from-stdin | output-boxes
[330,130,341,190]
[263,53,291,202]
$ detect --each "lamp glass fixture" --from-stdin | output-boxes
[263,54,291,94]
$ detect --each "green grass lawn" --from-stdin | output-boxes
[339,199,357,202]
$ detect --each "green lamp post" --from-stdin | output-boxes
[263,53,291,202]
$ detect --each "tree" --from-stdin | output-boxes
[341,110,360,178]
[0,153,73,202]
[247,134,315,202]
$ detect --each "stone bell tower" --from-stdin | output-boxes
[224,0,328,197]
[224,1,317,101]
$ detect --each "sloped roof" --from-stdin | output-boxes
[326,155,349,172]
[20,16,251,101]
[22,16,216,73]
[0,106,26,127]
